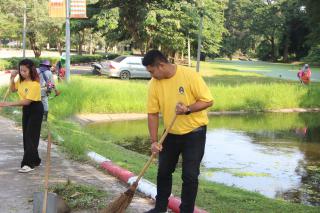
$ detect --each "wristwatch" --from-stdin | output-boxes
[185,106,191,115]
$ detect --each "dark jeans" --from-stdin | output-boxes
[155,126,206,213]
[21,101,44,168]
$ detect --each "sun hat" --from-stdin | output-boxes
[39,60,51,67]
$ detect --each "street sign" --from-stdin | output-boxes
[70,0,87,18]
[49,0,87,19]
[49,0,66,18]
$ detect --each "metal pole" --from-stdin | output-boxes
[22,3,27,58]
[196,1,204,72]
[188,34,191,67]
[65,0,71,82]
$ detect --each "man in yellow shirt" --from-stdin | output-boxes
[142,50,213,213]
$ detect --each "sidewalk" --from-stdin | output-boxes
[0,116,153,213]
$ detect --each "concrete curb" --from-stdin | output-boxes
[71,63,92,66]
[87,151,207,213]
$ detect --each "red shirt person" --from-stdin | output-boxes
[297,64,311,84]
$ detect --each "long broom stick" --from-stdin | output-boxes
[42,123,53,213]
[0,87,11,112]
[2,87,10,102]
[102,114,177,213]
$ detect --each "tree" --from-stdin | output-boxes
[279,0,310,62]
[0,0,24,41]
[251,0,285,61]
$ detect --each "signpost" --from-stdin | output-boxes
[196,0,204,73]
[49,0,87,83]
[22,3,27,58]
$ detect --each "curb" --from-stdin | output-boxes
[87,151,207,213]
[71,63,92,66]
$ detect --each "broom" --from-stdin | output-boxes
[2,87,10,101]
[0,87,11,112]
[101,114,177,213]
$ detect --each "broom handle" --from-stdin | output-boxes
[42,123,52,213]
[2,87,10,102]
[134,114,177,184]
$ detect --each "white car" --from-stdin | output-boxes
[92,56,151,80]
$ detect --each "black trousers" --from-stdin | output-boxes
[21,101,44,168]
[155,126,206,213]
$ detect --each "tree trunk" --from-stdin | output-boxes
[57,41,62,55]
[28,32,41,58]
[271,36,276,62]
[78,31,85,55]
[89,34,93,55]
[283,34,289,62]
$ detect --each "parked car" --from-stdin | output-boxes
[91,55,151,80]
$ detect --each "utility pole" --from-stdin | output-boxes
[188,34,191,67]
[65,0,71,82]
[22,3,27,58]
[196,0,204,72]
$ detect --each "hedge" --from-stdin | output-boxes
[0,54,105,71]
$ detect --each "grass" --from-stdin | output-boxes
[1,60,320,212]
[50,180,108,210]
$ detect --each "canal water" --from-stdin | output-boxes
[85,112,320,205]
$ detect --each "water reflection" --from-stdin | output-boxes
[203,129,303,199]
[84,113,320,205]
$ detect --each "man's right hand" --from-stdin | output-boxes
[151,142,162,154]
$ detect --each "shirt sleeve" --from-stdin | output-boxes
[26,82,41,101]
[191,73,213,102]
[14,80,20,90]
[147,80,160,113]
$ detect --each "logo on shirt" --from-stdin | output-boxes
[24,88,28,94]
[179,86,184,94]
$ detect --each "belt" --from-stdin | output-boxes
[191,125,206,133]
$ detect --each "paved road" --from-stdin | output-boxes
[0,116,153,213]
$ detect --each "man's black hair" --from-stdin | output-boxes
[142,50,169,66]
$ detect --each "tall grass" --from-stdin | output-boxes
[50,76,148,118]
[50,71,320,119]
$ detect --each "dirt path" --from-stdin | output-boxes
[0,116,153,213]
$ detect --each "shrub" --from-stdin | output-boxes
[304,44,320,65]
[0,59,11,70]
[70,54,104,64]
[256,40,273,61]
[0,54,104,71]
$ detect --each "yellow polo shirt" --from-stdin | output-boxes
[15,80,41,101]
[147,65,213,135]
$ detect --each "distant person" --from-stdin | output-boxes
[142,50,213,213]
[55,53,66,82]
[38,60,60,121]
[0,59,43,173]
[297,64,311,84]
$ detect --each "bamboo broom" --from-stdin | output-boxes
[101,114,177,213]
[2,87,10,102]
[0,87,10,112]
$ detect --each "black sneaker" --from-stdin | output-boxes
[144,208,167,213]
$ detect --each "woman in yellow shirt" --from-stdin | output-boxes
[0,59,44,173]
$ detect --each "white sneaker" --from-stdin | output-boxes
[18,165,34,173]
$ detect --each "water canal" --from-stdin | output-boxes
[84,112,320,205]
